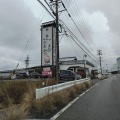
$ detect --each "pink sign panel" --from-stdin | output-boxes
[42,71,52,77]
[43,67,51,71]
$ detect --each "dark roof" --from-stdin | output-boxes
[0,60,95,73]
[60,60,95,67]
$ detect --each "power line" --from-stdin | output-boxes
[63,0,98,53]
[66,34,99,64]
[42,0,98,61]
[62,2,96,55]
[67,36,83,59]
[38,0,99,65]
[68,0,98,48]
[15,8,46,70]
[37,0,55,19]
[60,20,99,61]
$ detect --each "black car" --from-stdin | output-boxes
[29,72,41,79]
[16,73,28,79]
[60,70,80,82]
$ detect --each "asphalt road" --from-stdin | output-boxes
[56,74,120,120]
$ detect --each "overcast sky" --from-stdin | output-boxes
[0,0,120,71]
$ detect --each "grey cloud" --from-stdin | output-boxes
[0,0,42,70]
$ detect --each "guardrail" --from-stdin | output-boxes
[36,78,90,99]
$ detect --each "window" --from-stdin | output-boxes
[60,70,66,74]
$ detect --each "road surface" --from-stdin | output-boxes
[56,75,120,120]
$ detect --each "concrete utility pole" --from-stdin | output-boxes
[98,50,102,75]
[50,0,65,82]
[55,0,59,82]
[106,64,108,73]
[25,55,29,74]
[83,55,87,78]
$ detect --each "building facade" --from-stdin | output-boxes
[117,57,120,73]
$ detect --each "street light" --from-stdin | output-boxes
[83,55,87,78]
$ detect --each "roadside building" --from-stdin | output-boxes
[60,60,95,78]
[91,67,98,79]
[0,59,96,79]
[117,57,120,73]
[111,64,118,74]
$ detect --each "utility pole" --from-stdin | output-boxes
[98,50,102,75]
[43,0,65,82]
[106,64,108,73]
[25,55,29,75]
[55,0,59,82]
[83,55,87,78]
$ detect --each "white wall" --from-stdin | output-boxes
[111,64,117,72]
[60,64,92,70]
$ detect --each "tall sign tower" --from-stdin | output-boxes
[41,21,56,77]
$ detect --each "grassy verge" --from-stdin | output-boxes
[23,81,91,118]
[0,80,91,119]
[0,79,57,110]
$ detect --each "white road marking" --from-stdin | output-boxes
[50,83,99,120]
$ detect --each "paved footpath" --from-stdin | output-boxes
[56,75,120,120]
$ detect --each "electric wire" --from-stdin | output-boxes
[63,0,96,52]
[67,0,98,49]
[37,0,55,19]
[67,36,83,59]
[42,0,98,62]
[39,0,99,65]
[66,34,99,64]
[15,8,46,70]
[60,20,99,61]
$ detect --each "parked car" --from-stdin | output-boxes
[16,73,28,79]
[76,70,85,78]
[29,72,41,79]
[60,70,81,82]
[75,74,82,80]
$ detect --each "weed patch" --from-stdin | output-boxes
[0,80,91,119]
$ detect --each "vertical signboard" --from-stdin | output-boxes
[42,26,52,66]
[41,21,56,68]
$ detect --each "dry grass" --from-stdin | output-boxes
[67,87,76,98]
[0,106,28,120]
[83,81,91,88]
[79,83,86,91]
[27,81,91,116]
[0,79,56,109]
[33,95,56,115]
[52,89,70,106]
[0,80,91,118]
[0,81,32,109]
[74,84,82,92]
[100,76,109,80]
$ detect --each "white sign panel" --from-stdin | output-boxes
[43,67,51,71]
[42,27,52,66]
